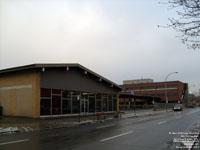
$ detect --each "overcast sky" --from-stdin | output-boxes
[0,0,200,94]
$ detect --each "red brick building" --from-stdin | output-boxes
[120,79,188,105]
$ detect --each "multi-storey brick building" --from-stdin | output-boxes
[120,79,188,105]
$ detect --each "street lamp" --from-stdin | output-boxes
[165,72,178,112]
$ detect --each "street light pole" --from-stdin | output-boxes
[165,72,178,112]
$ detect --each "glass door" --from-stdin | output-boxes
[81,99,89,114]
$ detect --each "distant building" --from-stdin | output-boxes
[120,79,188,105]
[188,94,197,106]
[0,64,121,118]
[123,79,153,85]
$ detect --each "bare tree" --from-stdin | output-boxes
[164,0,200,49]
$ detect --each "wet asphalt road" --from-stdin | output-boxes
[0,108,200,150]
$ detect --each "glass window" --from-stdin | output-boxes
[40,99,51,115]
[72,92,80,96]
[72,96,80,113]
[168,93,178,96]
[167,85,178,89]
[89,97,95,112]
[89,93,95,97]
[157,93,165,96]
[96,100,102,112]
[142,86,155,90]
[52,95,61,115]
[62,100,71,114]
[143,94,155,96]
[52,89,61,95]
[81,93,88,99]
[96,94,102,99]
[108,95,113,111]
[132,87,140,91]
[108,100,113,111]
[157,86,165,89]
[41,88,51,98]
[113,95,117,111]
[62,91,71,98]
[103,94,108,111]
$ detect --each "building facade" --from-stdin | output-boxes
[0,64,121,118]
[120,79,188,104]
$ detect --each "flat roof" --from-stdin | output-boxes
[0,63,122,90]
[121,80,185,86]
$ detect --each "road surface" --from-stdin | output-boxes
[0,108,200,150]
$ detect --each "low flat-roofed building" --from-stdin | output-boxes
[0,64,122,118]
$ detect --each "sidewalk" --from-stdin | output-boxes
[121,109,171,119]
[0,109,169,134]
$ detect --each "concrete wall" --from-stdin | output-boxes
[0,70,40,118]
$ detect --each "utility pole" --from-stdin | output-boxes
[165,72,178,112]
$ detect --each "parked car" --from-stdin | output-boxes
[173,104,183,111]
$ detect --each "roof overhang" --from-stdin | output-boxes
[0,63,122,91]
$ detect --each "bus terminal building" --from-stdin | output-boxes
[0,64,121,118]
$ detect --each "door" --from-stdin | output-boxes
[81,99,89,114]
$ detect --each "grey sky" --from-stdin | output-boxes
[0,0,200,94]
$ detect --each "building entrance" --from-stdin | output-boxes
[80,99,89,114]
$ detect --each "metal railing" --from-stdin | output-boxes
[119,103,176,111]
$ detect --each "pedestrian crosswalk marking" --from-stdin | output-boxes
[21,127,33,132]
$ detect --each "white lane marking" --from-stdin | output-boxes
[96,124,116,129]
[100,131,134,142]
[0,139,30,146]
[157,121,167,125]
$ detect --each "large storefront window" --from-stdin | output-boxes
[52,95,61,115]
[40,99,51,115]
[72,92,80,113]
[62,91,72,114]
[96,94,102,112]
[89,93,95,112]
[113,95,117,111]
[40,88,51,115]
[96,100,102,112]
[81,93,89,113]
[40,88,117,116]
[62,100,71,114]
[103,94,108,111]
[108,95,113,111]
